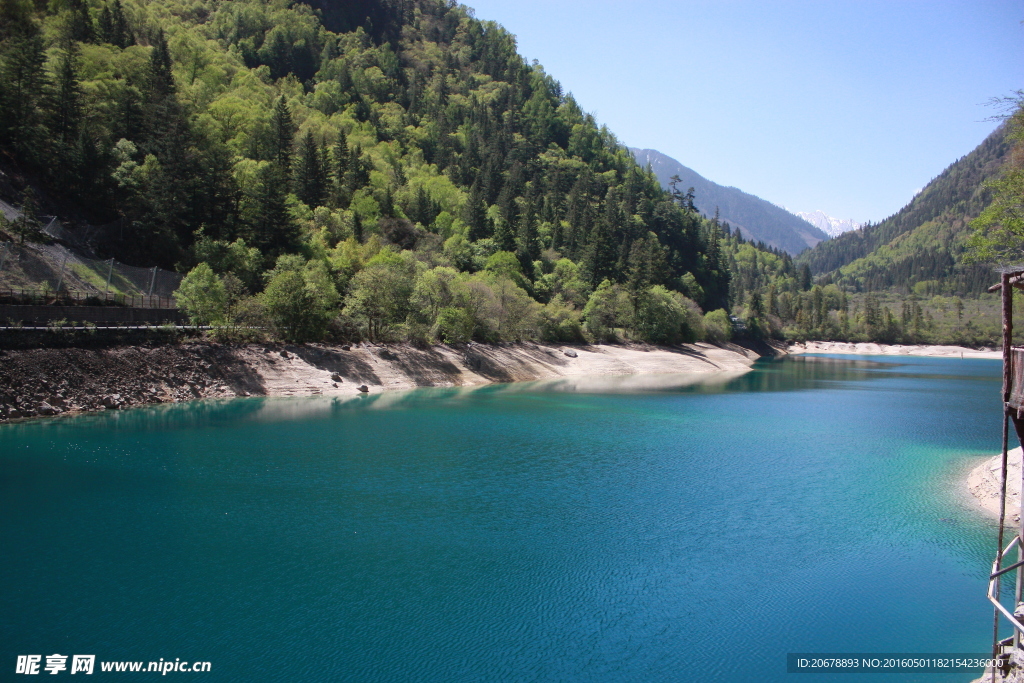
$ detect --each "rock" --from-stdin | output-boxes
[332,383,338,388]
[280,350,290,359]
[37,402,60,416]
[357,385,369,393]
[563,349,578,358]
[101,394,122,409]
[341,345,351,351]
[331,373,343,382]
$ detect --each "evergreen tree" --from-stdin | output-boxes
[271,96,295,173]
[69,0,94,43]
[49,35,82,149]
[463,181,490,241]
[332,129,349,205]
[111,0,129,48]
[295,130,327,208]
[0,9,47,159]
[149,28,175,98]
[245,163,297,256]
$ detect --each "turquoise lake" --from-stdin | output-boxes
[0,355,1012,681]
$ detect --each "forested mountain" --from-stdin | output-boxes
[630,147,829,255]
[797,125,1010,295]
[0,0,736,343]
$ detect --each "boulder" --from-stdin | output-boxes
[357,385,369,393]
[563,349,578,358]
[331,373,343,382]
[37,402,60,416]
[341,345,351,351]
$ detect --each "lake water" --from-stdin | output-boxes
[0,355,1010,681]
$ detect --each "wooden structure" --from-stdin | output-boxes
[987,270,1024,681]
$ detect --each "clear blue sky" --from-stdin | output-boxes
[464,0,1023,224]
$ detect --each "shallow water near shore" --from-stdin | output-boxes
[0,355,1010,681]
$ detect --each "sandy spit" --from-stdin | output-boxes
[967,447,1023,523]
[789,341,1001,359]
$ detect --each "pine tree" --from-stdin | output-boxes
[98,5,113,45]
[295,130,327,208]
[583,198,619,286]
[50,36,82,148]
[463,181,490,241]
[271,96,295,173]
[111,0,129,48]
[352,212,363,242]
[246,163,297,255]
[332,129,349,206]
[0,10,47,159]
[70,0,94,43]
[149,28,175,98]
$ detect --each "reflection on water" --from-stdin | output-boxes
[0,354,1006,682]
[7,353,1000,434]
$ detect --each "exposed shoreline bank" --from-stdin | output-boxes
[967,447,1023,523]
[789,341,1001,359]
[0,340,781,423]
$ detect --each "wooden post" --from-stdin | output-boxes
[1005,272,1013,404]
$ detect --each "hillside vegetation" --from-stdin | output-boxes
[797,125,1009,296]
[0,0,746,344]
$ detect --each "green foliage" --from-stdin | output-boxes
[0,0,744,347]
[703,309,732,342]
[966,96,1024,266]
[175,262,227,325]
[433,306,474,343]
[632,286,698,344]
[583,279,631,342]
[537,295,584,342]
[261,257,339,342]
[344,248,416,340]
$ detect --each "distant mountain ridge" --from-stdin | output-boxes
[629,148,829,255]
[794,210,860,238]
[796,125,1010,295]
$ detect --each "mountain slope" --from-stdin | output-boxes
[0,0,736,344]
[797,125,1010,294]
[630,147,829,255]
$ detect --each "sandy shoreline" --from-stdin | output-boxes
[789,341,1001,359]
[0,341,777,421]
[967,447,1023,523]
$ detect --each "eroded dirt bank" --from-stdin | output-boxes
[0,340,778,421]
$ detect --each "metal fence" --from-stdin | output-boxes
[0,240,183,301]
[0,198,184,301]
[0,289,177,309]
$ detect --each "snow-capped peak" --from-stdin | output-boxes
[794,210,861,238]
